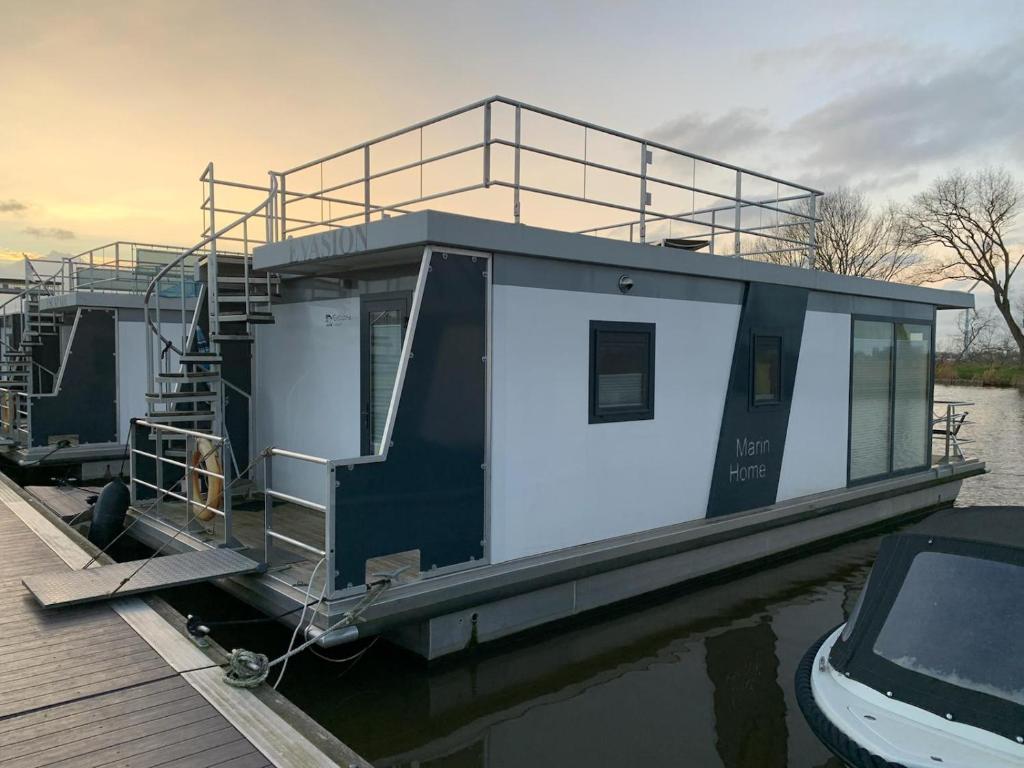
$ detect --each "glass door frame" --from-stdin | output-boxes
[846,313,936,485]
[360,292,411,456]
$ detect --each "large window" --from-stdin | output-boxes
[752,334,782,405]
[849,319,932,482]
[589,321,655,423]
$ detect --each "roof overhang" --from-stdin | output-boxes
[254,210,975,309]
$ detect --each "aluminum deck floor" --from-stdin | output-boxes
[23,549,262,609]
[0,478,364,768]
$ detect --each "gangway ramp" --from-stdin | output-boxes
[23,548,262,608]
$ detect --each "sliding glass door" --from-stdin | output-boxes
[849,319,932,482]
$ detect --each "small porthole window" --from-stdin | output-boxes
[752,334,782,406]
[589,321,655,423]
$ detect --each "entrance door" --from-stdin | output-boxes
[360,295,410,455]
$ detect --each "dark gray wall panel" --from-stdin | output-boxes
[707,284,809,518]
[333,252,486,588]
[31,309,117,447]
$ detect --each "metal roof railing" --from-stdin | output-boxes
[257,96,823,259]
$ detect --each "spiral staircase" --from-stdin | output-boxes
[140,166,280,472]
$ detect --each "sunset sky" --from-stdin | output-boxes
[2,1,1022,339]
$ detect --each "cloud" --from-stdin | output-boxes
[787,43,1024,181]
[0,200,27,213]
[652,109,770,160]
[22,226,75,240]
[651,42,1024,194]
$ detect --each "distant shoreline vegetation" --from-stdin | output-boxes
[935,360,1024,389]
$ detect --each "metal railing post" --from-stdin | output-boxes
[945,405,952,462]
[264,451,274,565]
[222,440,233,546]
[808,194,817,269]
[155,423,164,519]
[184,431,192,521]
[734,171,742,257]
[639,142,649,244]
[482,102,491,188]
[710,210,716,255]
[363,146,371,226]
[128,423,137,503]
[326,464,336,598]
[279,171,287,241]
[513,106,522,224]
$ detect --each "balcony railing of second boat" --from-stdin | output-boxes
[129,419,235,547]
[932,400,974,463]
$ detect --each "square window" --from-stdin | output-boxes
[589,321,655,423]
[752,334,782,405]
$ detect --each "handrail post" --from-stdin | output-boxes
[482,102,491,188]
[513,105,522,224]
[734,171,742,257]
[222,440,233,546]
[363,145,371,226]
[325,464,336,599]
[639,142,649,243]
[709,210,716,255]
[184,431,192,521]
[278,171,287,241]
[264,451,274,565]
[155,422,164,519]
[945,405,952,462]
[808,194,817,269]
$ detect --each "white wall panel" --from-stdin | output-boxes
[776,310,850,501]
[253,297,361,502]
[489,285,740,564]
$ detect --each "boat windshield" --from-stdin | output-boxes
[872,551,1024,706]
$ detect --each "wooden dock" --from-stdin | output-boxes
[0,477,370,768]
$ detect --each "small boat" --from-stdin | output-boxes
[796,506,1024,768]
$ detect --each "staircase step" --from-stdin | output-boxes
[217,294,271,303]
[156,371,221,382]
[179,353,223,364]
[217,313,274,324]
[146,391,215,402]
[143,410,215,423]
[210,334,254,343]
[217,276,280,286]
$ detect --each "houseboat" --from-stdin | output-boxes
[0,244,197,480]
[106,97,982,659]
[797,506,1024,767]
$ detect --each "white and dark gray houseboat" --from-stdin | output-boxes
[0,244,197,479]
[104,98,982,659]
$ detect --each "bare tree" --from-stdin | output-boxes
[950,308,998,361]
[903,168,1024,362]
[748,187,930,283]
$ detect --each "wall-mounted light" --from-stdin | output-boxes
[618,274,635,294]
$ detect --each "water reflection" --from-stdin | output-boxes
[938,383,1024,507]
[172,384,1016,768]
[258,540,879,768]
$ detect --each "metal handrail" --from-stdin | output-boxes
[263,446,333,578]
[129,420,234,543]
[142,169,279,358]
[269,95,823,255]
[932,401,973,463]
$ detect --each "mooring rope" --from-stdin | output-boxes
[222,574,393,689]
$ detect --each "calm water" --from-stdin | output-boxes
[162,384,1021,768]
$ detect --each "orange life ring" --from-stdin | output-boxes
[190,438,223,522]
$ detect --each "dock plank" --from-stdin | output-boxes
[0,475,362,768]
[0,497,281,768]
